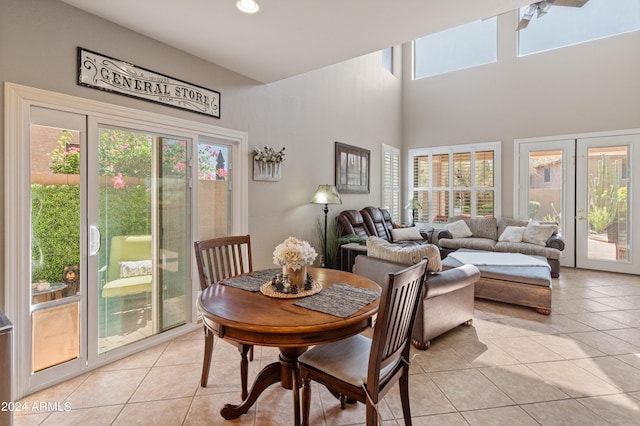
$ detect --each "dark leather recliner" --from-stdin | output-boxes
[336,210,369,238]
[360,206,394,241]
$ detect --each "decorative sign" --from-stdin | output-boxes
[77,47,220,118]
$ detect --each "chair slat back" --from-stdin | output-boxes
[368,259,427,380]
[194,235,253,291]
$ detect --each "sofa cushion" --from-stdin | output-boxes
[439,237,496,252]
[367,236,442,272]
[498,226,526,243]
[494,241,561,260]
[120,260,152,278]
[523,221,557,246]
[466,217,498,240]
[390,227,423,242]
[444,220,473,238]
[497,218,530,240]
[101,275,152,298]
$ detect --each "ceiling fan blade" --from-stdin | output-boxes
[551,0,589,7]
[516,17,532,30]
[516,4,536,31]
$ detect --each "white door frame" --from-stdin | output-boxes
[4,82,249,398]
[515,128,640,273]
[575,134,640,274]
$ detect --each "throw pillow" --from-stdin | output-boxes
[522,221,556,246]
[444,220,473,239]
[120,260,152,278]
[366,236,442,272]
[498,226,526,243]
[390,227,423,242]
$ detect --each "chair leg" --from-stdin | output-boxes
[292,368,300,426]
[240,344,251,400]
[249,345,254,361]
[301,376,311,426]
[399,370,412,426]
[200,327,214,387]
[365,401,379,426]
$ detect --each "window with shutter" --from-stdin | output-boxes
[409,142,500,225]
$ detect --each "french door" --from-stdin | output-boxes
[518,139,576,267]
[575,134,638,274]
[518,132,639,274]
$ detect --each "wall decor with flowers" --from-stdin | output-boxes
[253,146,285,181]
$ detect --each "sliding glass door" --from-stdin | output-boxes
[6,83,246,399]
[91,122,190,354]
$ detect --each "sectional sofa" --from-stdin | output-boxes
[436,217,565,278]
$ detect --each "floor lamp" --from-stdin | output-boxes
[406,198,422,227]
[311,185,342,267]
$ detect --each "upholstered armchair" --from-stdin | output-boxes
[353,254,479,350]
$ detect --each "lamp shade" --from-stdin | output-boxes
[311,185,342,205]
[405,198,422,210]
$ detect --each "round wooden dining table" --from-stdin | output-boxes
[197,266,380,425]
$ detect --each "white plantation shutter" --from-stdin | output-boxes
[409,142,500,224]
[382,144,400,222]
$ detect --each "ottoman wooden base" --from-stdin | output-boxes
[442,250,552,315]
[475,276,551,315]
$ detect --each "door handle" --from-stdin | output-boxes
[89,225,101,256]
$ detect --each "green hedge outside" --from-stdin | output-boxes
[31,183,150,284]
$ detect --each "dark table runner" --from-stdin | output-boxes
[293,283,380,318]
[219,269,280,292]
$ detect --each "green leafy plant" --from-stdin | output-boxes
[314,216,341,269]
[587,156,620,233]
[49,130,80,174]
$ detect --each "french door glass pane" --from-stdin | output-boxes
[587,146,629,262]
[528,150,563,226]
[30,125,81,372]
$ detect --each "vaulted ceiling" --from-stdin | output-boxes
[61,0,531,83]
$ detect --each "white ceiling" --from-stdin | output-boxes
[61,0,532,83]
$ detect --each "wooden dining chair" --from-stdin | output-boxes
[194,235,255,398]
[294,259,428,426]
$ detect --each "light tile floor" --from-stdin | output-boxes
[14,267,640,425]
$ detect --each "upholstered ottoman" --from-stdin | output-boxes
[442,249,552,315]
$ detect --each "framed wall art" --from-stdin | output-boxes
[335,142,370,194]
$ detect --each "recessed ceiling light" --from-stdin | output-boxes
[237,0,260,14]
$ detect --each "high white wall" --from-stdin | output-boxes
[402,11,640,218]
[0,0,402,304]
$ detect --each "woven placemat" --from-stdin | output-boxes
[293,283,380,318]
[259,280,322,299]
[219,269,280,292]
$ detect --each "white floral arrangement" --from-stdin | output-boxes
[273,237,317,270]
[254,146,286,163]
